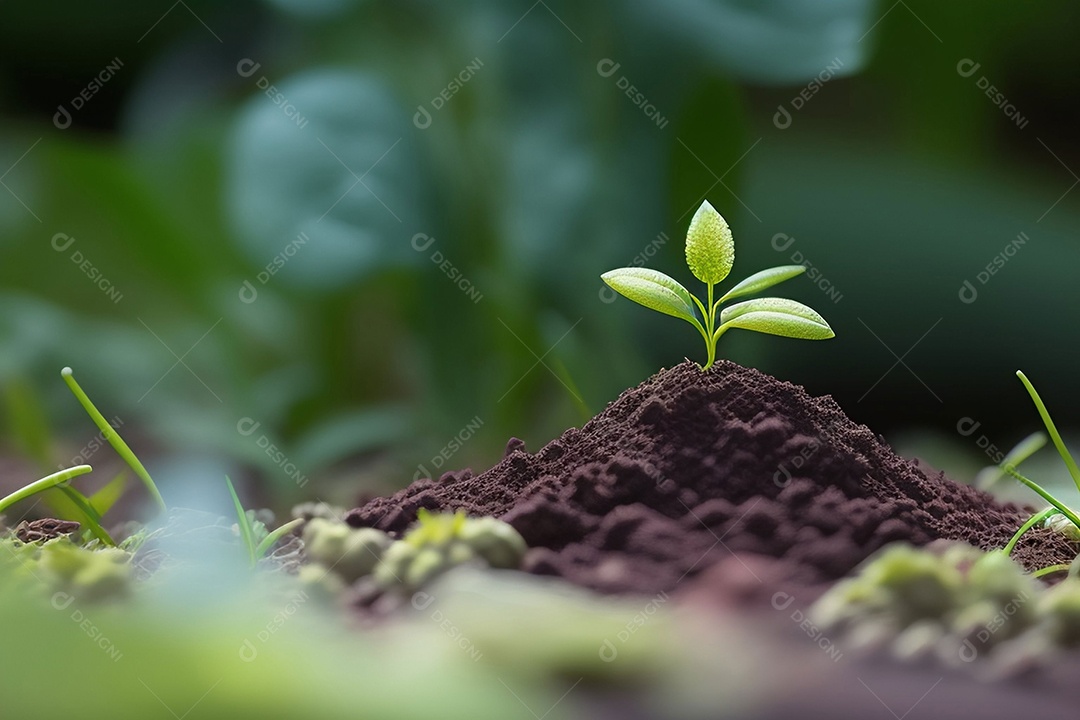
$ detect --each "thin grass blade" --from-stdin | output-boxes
[225,476,257,566]
[0,465,93,515]
[1016,371,1080,493]
[61,368,166,514]
[255,518,304,559]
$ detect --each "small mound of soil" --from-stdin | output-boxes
[347,361,1076,595]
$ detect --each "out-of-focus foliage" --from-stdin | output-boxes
[0,0,1078,509]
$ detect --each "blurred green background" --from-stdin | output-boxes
[2,0,1079,513]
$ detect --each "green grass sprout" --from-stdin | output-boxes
[1002,506,1061,556]
[1016,370,1080,492]
[55,484,116,545]
[601,200,834,369]
[225,476,303,566]
[999,370,1080,575]
[257,518,304,558]
[0,465,118,546]
[61,367,166,514]
[1032,564,1071,579]
[976,430,1047,492]
[0,465,93,516]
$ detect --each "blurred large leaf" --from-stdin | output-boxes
[228,70,429,290]
[624,0,874,83]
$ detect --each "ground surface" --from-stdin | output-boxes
[346,360,1080,717]
[348,360,1075,597]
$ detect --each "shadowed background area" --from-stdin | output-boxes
[1,0,1078,512]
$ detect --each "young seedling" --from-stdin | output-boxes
[0,465,117,545]
[62,368,167,514]
[0,465,93,516]
[225,476,303,567]
[999,370,1080,574]
[602,200,834,370]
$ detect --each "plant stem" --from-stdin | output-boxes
[62,368,167,515]
[226,476,257,566]
[1003,507,1059,556]
[57,485,116,546]
[255,518,304,559]
[688,294,714,369]
[1003,465,1080,533]
[0,465,93,515]
[1017,371,1080,493]
[702,282,716,369]
[1032,564,1071,579]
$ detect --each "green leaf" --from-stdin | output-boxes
[684,201,734,285]
[228,70,428,289]
[225,476,257,566]
[601,268,699,324]
[62,368,166,514]
[719,265,806,303]
[0,465,93,515]
[56,485,115,546]
[718,297,834,340]
[255,518,305,560]
[89,471,129,517]
[976,431,1046,492]
[1016,371,1080,493]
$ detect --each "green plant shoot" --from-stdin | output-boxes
[62,367,167,514]
[0,465,93,516]
[225,476,303,567]
[601,201,834,369]
[1000,370,1080,573]
[0,465,117,545]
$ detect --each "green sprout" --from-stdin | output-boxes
[225,476,304,567]
[999,370,1080,575]
[62,367,167,515]
[0,465,121,546]
[601,200,834,370]
[0,368,166,548]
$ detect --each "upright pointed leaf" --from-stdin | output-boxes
[1016,371,1080,493]
[685,201,734,285]
[225,476,257,566]
[601,268,699,324]
[89,471,129,517]
[56,485,116,546]
[976,431,1046,491]
[719,265,806,303]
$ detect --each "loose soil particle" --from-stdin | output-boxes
[347,360,1077,595]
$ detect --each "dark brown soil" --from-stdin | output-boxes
[346,360,1077,596]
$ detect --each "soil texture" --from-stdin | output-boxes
[347,360,1076,595]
